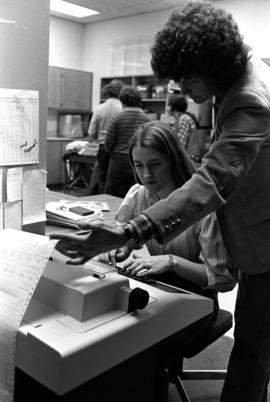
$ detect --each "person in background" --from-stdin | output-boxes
[103,86,150,197]
[51,2,270,401]
[168,95,198,149]
[88,79,124,194]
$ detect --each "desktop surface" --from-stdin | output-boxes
[45,191,122,235]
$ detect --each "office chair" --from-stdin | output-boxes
[168,308,233,402]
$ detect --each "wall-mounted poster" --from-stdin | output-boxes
[0,88,39,166]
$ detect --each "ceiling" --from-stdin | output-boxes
[50,0,200,23]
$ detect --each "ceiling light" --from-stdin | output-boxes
[50,0,99,18]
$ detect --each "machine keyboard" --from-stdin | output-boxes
[117,267,187,294]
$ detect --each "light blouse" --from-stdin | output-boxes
[116,184,237,292]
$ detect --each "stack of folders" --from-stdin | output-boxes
[46,200,105,229]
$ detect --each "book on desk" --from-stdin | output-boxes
[45,199,109,228]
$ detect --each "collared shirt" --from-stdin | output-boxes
[116,184,236,292]
[174,113,196,148]
[88,98,122,144]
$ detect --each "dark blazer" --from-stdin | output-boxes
[144,57,270,274]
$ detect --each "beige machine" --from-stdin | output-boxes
[16,252,213,395]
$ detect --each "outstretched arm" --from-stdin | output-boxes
[50,213,156,264]
[50,220,127,264]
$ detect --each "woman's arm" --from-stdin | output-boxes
[123,253,208,288]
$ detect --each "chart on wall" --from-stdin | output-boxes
[0,88,39,166]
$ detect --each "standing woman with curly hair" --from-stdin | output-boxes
[51,3,270,401]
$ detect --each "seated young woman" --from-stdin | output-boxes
[99,120,236,305]
[97,120,236,401]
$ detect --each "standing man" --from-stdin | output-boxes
[51,2,270,401]
[88,79,123,194]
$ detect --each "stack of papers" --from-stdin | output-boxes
[46,200,103,228]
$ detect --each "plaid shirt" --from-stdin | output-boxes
[174,113,196,148]
[126,214,156,245]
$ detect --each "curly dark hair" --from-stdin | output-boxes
[151,1,250,92]
[119,86,142,107]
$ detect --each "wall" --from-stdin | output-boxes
[217,0,270,58]
[49,0,270,108]
[82,9,171,107]
[0,0,50,234]
[49,16,84,70]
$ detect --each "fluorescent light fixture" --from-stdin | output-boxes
[50,0,99,18]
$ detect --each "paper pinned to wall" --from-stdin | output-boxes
[3,201,22,230]
[7,167,23,202]
[0,229,55,402]
[22,169,47,225]
[0,88,39,166]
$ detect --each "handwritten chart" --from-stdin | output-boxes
[0,89,39,166]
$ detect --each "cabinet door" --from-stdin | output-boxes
[48,67,61,108]
[61,69,92,111]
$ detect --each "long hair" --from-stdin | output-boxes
[129,120,196,186]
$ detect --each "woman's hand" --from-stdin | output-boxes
[50,220,127,265]
[97,246,133,266]
[123,254,170,277]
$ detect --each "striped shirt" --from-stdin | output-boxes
[174,113,197,148]
[116,184,236,292]
[105,107,150,154]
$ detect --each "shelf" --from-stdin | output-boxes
[47,136,90,142]
[141,98,166,102]
[100,74,169,118]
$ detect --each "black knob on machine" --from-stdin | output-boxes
[127,287,150,313]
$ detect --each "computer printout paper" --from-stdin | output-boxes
[0,229,55,401]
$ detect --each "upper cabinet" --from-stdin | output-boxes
[48,67,93,111]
